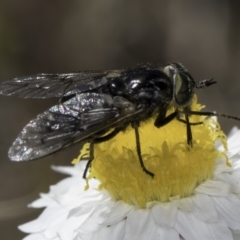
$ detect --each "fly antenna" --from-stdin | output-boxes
[181,110,240,122]
[196,78,217,89]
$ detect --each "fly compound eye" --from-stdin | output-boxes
[173,73,195,107]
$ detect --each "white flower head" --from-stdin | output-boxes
[19,96,240,240]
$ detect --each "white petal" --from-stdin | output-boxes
[232,168,240,177]
[23,233,49,240]
[19,207,68,233]
[77,231,94,240]
[235,193,240,200]
[28,176,87,209]
[73,236,80,240]
[19,219,44,234]
[68,205,91,218]
[101,201,134,226]
[29,194,58,208]
[53,188,92,208]
[79,192,110,207]
[192,194,218,222]
[93,220,126,240]
[215,172,240,193]
[64,190,109,213]
[195,180,230,196]
[228,126,239,138]
[225,130,240,158]
[211,194,240,230]
[207,221,233,240]
[230,157,240,167]
[51,161,86,176]
[214,158,233,175]
[58,216,87,240]
[43,228,59,239]
[231,230,240,240]
[123,209,154,240]
[50,177,85,196]
[79,201,115,233]
[148,225,179,240]
[151,202,177,227]
[51,165,82,176]
[171,197,193,212]
[175,210,213,240]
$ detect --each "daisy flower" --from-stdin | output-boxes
[19,96,240,240]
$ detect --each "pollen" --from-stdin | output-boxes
[79,95,228,208]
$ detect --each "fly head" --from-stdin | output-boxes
[163,63,196,108]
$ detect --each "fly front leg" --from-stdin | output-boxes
[131,122,154,178]
[177,115,203,147]
[154,103,176,128]
[176,117,203,126]
[154,111,178,128]
[154,107,195,147]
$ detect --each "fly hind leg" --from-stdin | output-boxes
[82,128,122,178]
[131,122,154,178]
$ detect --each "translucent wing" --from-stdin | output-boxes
[9,93,137,161]
[0,71,113,98]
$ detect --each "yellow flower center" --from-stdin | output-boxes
[74,96,228,208]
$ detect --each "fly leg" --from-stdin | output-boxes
[176,117,203,126]
[177,115,203,146]
[180,105,209,147]
[82,141,94,179]
[154,111,178,128]
[131,122,154,178]
[82,128,122,179]
[185,113,192,146]
[154,109,196,146]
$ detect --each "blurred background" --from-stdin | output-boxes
[1,0,240,239]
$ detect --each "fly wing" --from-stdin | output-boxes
[9,93,137,161]
[0,71,117,98]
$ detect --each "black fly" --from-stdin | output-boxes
[0,63,239,178]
